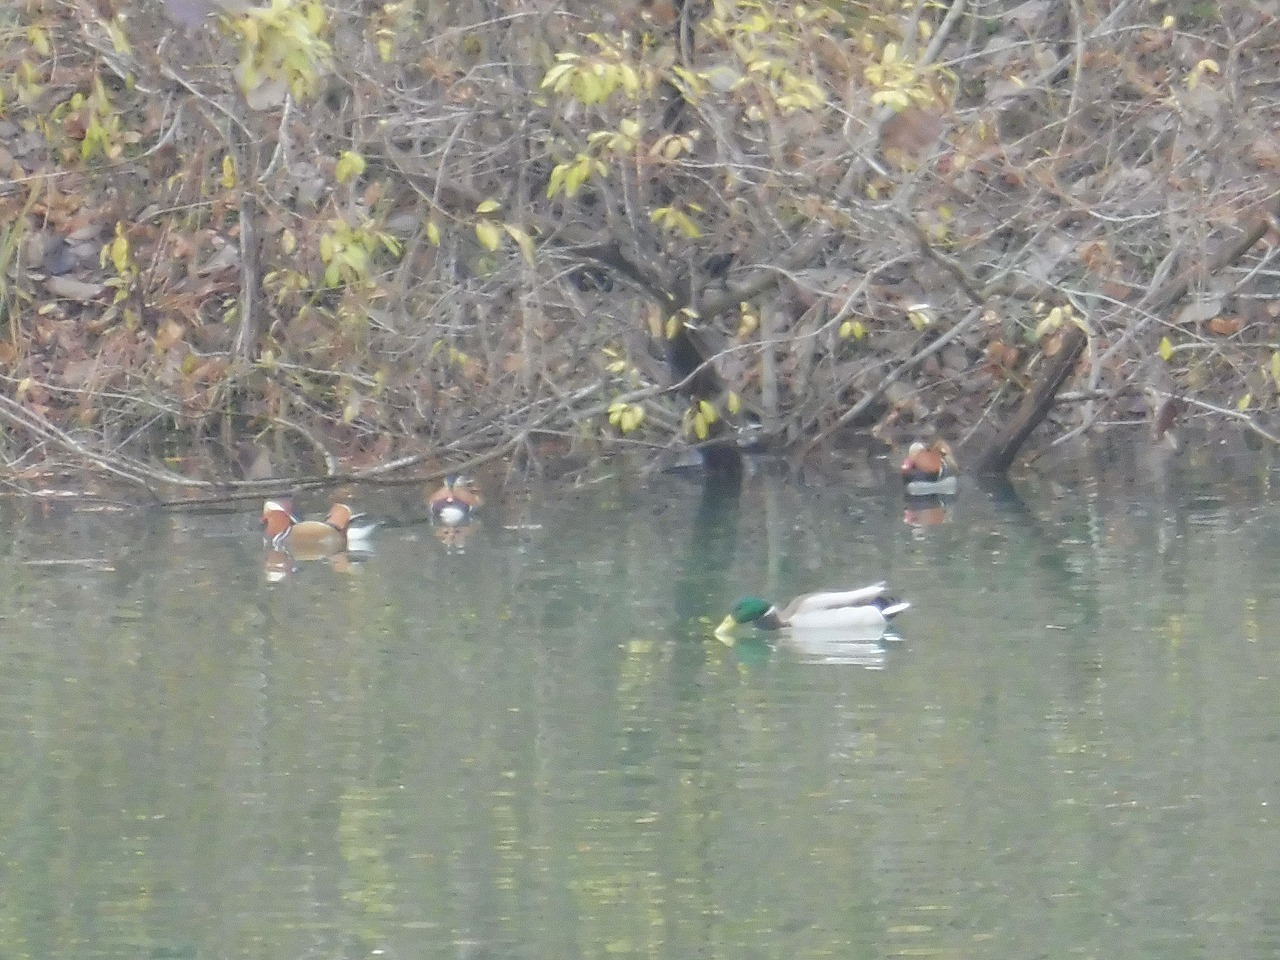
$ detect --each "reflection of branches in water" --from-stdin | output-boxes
[670,472,742,631]
[976,476,1106,631]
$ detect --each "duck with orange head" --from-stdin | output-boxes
[262,499,379,561]
[900,440,958,496]
[428,475,483,526]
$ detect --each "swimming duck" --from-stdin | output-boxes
[262,499,378,559]
[715,582,909,639]
[901,440,958,495]
[429,475,482,526]
[326,502,380,548]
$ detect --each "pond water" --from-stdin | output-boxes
[4,453,1280,960]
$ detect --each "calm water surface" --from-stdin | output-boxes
[4,462,1280,960]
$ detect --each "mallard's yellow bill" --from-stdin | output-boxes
[714,615,737,644]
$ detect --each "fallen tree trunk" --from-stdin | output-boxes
[974,195,1280,477]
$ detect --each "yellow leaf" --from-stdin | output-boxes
[29,26,50,56]
[1271,351,1280,387]
[342,394,361,423]
[475,219,502,251]
[546,164,566,198]
[1237,393,1251,412]
[221,154,237,189]
[503,224,535,264]
[426,220,441,245]
[1186,59,1219,90]
[541,62,575,91]
[872,89,911,112]
[279,229,296,255]
[665,314,681,340]
[698,399,719,425]
[907,307,931,330]
[1034,306,1063,340]
[476,198,501,214]
[726,391,740,415]
[693,411,709,440]
[334,150,366,184]
[110,232,129,274]
[1158,336,1173,361]
[564,160,589,198]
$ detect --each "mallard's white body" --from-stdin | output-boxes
[782,583,909,629]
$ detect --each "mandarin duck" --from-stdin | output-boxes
[262,499,378,560]
[429,475,482,526]
[901,440,958,495]
[715,582,909,639]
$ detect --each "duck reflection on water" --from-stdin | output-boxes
[723,624,904,669]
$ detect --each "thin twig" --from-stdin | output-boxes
[802,306,983,456]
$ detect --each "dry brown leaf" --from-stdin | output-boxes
[879,108,944,171]
[1101,280,1133,301]
[155,319,186,352]
[44,276,105,301]
[1247,136,1280,170]
[61,358,98,387]
[1077,240,1112,273]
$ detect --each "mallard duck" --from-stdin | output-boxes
[429,475,482,526]
[715,582,909,638]
[901,440,958,495]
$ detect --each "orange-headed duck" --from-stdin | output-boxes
[262,499,378,560]
[428,475,482,526]
[901,440,958,495]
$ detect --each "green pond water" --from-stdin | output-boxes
[3,456,1280,960]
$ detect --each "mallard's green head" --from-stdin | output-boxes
[729,597,773,624]
[715,597,777,642]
